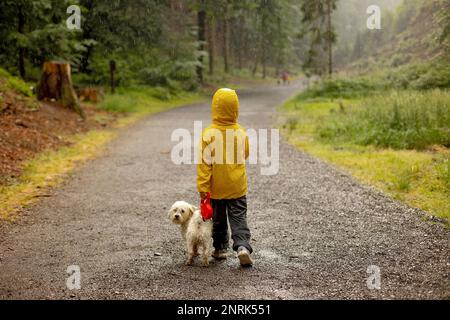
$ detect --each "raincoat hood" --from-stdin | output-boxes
[211,88,239,126]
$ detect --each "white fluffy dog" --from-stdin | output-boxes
[168,201,212,267]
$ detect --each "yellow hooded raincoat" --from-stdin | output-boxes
[197,88,249,199]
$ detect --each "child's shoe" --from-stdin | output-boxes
[212,249,228,260]
[237,246,253,267]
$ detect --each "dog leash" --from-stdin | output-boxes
[200,192,213,221]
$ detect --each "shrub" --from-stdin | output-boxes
[318,90,450,150]
[386,60,450,90]
[299,60,450,101]
[298,77,385,100]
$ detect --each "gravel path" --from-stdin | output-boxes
[0,84,448,299]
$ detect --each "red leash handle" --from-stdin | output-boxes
[200,192,213,221]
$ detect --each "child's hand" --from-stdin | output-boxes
[199,192,208,200]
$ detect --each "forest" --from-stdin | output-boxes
[2,0,447,86]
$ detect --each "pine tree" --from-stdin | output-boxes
[0,0,87,79]
[300,0,338,76]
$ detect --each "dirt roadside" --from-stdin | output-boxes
[0,84,116,184]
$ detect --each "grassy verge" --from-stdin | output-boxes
[281,85,450,224]
[99,86,205,127]
[0,86,206,221]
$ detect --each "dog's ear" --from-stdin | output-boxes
[189,205,195,217]
[167,207,174,219]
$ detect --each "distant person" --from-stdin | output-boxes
[282,71,290,85]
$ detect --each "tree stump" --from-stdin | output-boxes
[77,87,104,103]
[37,61,85,118]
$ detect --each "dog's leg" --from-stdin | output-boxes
[193,244,199,257]
[186,254,194,266]
[202,242,211,267]
[186,244,195,266]
[202,254,209,267]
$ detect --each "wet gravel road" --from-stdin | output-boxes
[0,84,449,299]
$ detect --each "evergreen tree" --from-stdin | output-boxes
[300,0,338,76]
[0,0,87,79]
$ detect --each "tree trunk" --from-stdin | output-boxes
[275,15,282,77]
[242,26,249,70]
[18,5,26,79]
[197,4,206,83]
[261,11,267,79]
[37,61,85,118]
[252,56,259,77]
[326,0,333,77]
[238,18,244,70]
[207,17,215,76]
[110,60,116,94]
[79,45,94,74]
[262,52,266,79]
[79,0,95,73]
[223,3,229,74]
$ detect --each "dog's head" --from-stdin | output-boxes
[168,201,195,225]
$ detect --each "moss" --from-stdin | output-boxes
[0,68,33,96]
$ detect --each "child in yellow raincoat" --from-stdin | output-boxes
[197,88,253,266]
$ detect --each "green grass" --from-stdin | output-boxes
[318,90,450,150]
[301,59,450,101]
[281,88,450,223]
[99,86,204,114]
[297,77,385,100]
[0,68,33,96]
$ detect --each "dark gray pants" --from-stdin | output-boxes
[211,196,252,253]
